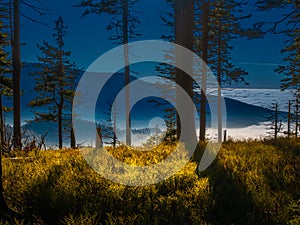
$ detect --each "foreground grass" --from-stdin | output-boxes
[1,138,300,224]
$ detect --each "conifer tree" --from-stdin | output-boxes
[193,0,249,141]
[160,0,248,142]
[29,17,80,149]
[195,0,209,142]
[12,0,21,150]
[174,0,195,141]
[0,1,13,217]
[9,0,49,150]
[74,0,141,146]
[254,1,299,137]
[100,100,119,148]
[156,0,177,142]
[250,1,299,96]
[275,3,300,97]
[0,25,12,145]
[209,0,248,141]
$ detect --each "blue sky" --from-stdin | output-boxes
[20,0,289,88]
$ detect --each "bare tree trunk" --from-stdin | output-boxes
[275,103,278,140]
[0,101,17,220]
[288,100,291,137]
[58,106,63,149]
[223,130,227,142]
[0,146,9,215]
[12,0,21,150]
[0,93,8,214]
[217,22,222,142]
[123,0,131,146]
[96,125,103,148]
[199,0,210,142]
[113,102,117,148]
[0,95,4,142]
[58,32,64,149]
[296,99,298,138]
[174,0,195,140]
[70,127,76,149]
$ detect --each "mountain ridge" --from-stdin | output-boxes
[2,63,287,146]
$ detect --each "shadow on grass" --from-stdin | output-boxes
[22,163,105,224]
[197,158,276,225]
[203,161,261,225]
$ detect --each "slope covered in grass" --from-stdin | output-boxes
[1,139,299,224]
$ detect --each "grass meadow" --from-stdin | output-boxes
[1,138,299,224]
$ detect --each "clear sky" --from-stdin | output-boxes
[20,0,289,89]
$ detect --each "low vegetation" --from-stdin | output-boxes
[1,138,299,224]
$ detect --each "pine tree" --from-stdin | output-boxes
[163,107,176,143]
[194,0,209,142]
[157,0,248,142]
[271,3,300,139]
[10,0,48,151]
[29,17,80,149]
[156,0,177,142]
[0,18,12,146]
[100,100,119,148]
[251,1,299,90]
[209,0,248,142]
[0,1,13,217]
[174,0,195,142]
[156,0,196,142]
[194,0,248,141]
[12,0,21,150]
[74,0,141,146]
[275,3,300,96]
[250,2,299,138]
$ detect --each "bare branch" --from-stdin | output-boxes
[21,0,50,16]
[20,12,47,26]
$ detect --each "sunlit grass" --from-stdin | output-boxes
[1,138,299,224]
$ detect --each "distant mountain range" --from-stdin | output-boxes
[2,63,287,146]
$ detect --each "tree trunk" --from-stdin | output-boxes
[296,99,298,138]
[70,127,76,149]
[0,93,8,214]
[123,0,131,146]
[96,125,103,148]
[217,22,222,142]
[275,103,278,140]
[0,101,17,220]
[113,102,117,148]
[288,100,291,137]
[113,134,117,149]
[58,107,63,149]
[223,130,227,142]
[0,149,9,217]
[0,143,8,214]
[199,0,210,142]
[0,95,4,142]
[57,31,64,150]
[12,0,21,150]
[174,0,195,140]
